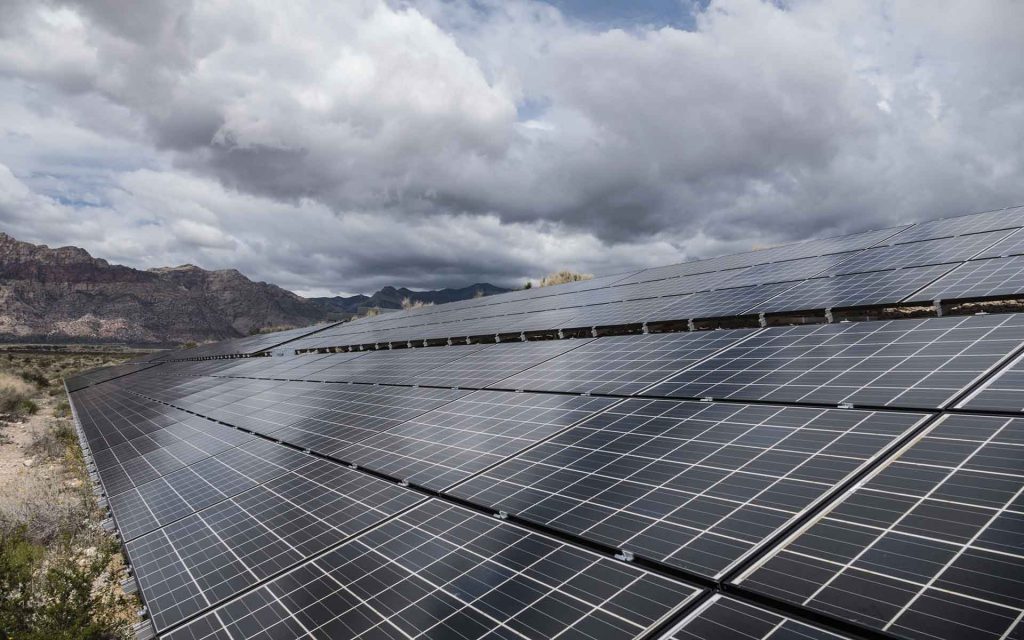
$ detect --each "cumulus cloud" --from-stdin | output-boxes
[0,0,1022,294]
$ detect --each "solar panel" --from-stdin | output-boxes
[645,314,1024,409]
[886,206,1024,245]
[656,282,802,320]
[750,264,955,314]
[331,390,619,491]
[615,269,750,300]
[958,350,1024,412]
[503,306,583,334]
[714,253,859,290]
[65,206,1024,640]
[157,381,472,456]
[93,415,253,497]
[905,255,1024,303]
[449,398,927,578]
[73,387,198,452]
[65,361,161,391]
[493,330,758,396]
[127,451,423,633]
[405,339,593,388]
[732,412,1024,640]
[976,227,1024,259]
[557,296,683,329]
[162,500,701,640]
[660,594,852,640]
[816,229,1014,277]
[615,226,907,285]
[107,437,316,542]
[315,344,492,384]
[158,322,340,361]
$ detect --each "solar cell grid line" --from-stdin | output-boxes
[731,412,1024,640]
[331,390,622,491]
[957,349,1024,412]
[492,329,760,396]
[643,313,1024,410]
[448,398,929,579]
[405,339,593,389]
[657,594,855,640]
[161,499,701,640]
[904,255,1024,304]
[976,226,1024,259]
[884,205,1024,246]
[815,229,1016,278]
[107,433,314,542]
[749,264,957,315]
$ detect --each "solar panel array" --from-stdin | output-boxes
[64,205,1024,640]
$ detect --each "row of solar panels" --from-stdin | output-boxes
[121,314,1024,412]
[66,310,1024,640]
[150,205,1024,361]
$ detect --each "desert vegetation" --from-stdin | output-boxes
[526,270,594,289]
[401,297,435,310]
[0,348,140,639]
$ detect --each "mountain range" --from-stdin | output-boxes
[0,232,509,345]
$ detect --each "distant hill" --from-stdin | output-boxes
[311,283,510,315]
[0,232,509,345]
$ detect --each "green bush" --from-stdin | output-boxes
[0,527,132,640]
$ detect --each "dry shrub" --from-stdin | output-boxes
[538,270,594,288]
[0,474,92,548]
[28,418,77,461]
[0,373,37,416]
[401,297,434,310]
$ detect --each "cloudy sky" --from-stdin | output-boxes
[1,0,1022,296]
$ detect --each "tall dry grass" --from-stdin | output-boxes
[538,270,594,288]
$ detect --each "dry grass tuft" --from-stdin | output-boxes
[401,297,434,310]
[538,270,594,288]
[0,373,38,416]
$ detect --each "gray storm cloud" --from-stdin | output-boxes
[0,0,1022,295]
